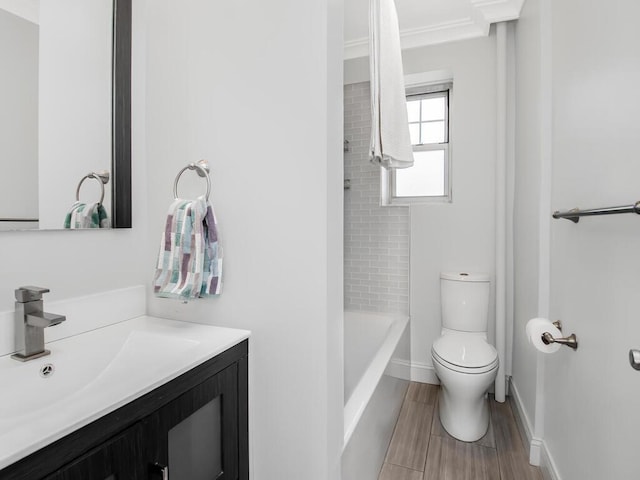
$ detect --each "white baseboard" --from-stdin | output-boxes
[508,379,562,480]
[529,438,543,467]
[408,360,440,385]
[386,358,412,381]
[540,440,562,480]
[508,380,536,460]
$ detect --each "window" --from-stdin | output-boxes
[386,83,451,204]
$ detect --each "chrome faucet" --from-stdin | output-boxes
[11,286,66,362]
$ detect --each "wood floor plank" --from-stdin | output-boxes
[491,400,543,480]
[385,399,434,471]
[406,382,438,405]
[423,435,500,480]
[378,463,423,480]
[384,386,543,480]
[431,395,496,449]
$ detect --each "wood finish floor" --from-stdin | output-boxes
[379,383,543,480]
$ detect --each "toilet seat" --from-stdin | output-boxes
[432,334,498,374]
[432,351,498,374]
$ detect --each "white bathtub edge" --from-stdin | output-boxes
[343,315,410,447]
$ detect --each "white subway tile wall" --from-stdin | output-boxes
[344,82,410,314]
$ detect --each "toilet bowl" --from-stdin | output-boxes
[432,333,498,441]
[432,272,498,442]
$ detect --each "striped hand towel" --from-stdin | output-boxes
[153,196,223,300]
[64,202,110,229]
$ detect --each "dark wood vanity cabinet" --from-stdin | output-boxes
[43,424,146,480]
[2,340,248,480]
[145,362,242,480]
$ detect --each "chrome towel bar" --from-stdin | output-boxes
[552,201,640,223]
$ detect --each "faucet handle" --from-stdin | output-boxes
[15,286,51,302]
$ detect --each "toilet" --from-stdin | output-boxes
[431,272,498,442]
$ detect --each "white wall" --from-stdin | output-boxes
[545,1,640,478]
[511,0,544,443]
[0,9,39,224]
[2,1,344,477]
[38,0,113,228]
[344,35,498,384]
[144,1,343,479]
[406,36,498,383]
[0,0,148,312]
[0,0,39,24]
[513,0,640,477]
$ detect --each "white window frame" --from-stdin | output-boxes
[383,82,453,206]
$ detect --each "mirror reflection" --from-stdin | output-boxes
[0,0,115,231]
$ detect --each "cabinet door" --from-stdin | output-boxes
[44,423,144,480]
[146,364,240,480]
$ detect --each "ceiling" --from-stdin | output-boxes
[344,0,525,59]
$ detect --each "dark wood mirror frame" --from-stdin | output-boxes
[112,0,132,228]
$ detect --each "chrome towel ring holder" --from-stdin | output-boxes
[76,171,110,205]
[173,159,211,200]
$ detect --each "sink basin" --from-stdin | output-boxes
[0,316,250,470]
[0,330,198,421]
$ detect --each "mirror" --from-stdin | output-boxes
[0,0,131,231]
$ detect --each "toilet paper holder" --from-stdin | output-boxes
[541,321,578,350]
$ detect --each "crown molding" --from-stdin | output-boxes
[344,17,486,60]
[344,0,524,60]
[470,0,525,22]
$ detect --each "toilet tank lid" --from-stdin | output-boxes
[440,272,490,282]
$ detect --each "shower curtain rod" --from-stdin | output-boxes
[552,201,640,223]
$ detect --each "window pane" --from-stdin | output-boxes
[395,150,445,197]
[421,121,445,143]
[406,100,421,123]
[409,124,420,145]
[421,97,445,121]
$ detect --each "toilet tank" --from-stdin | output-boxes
[440,272,490,332]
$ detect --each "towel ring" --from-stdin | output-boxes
[76,171,110,205]
[173,160,211,200]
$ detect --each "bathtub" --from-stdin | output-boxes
[341,311,410,480]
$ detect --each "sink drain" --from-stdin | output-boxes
[40,363,55,378]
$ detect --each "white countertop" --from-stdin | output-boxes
[0,315,250,470]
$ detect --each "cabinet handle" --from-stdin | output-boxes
[150,462,169,480]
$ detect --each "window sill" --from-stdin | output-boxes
[385,196,452,207]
